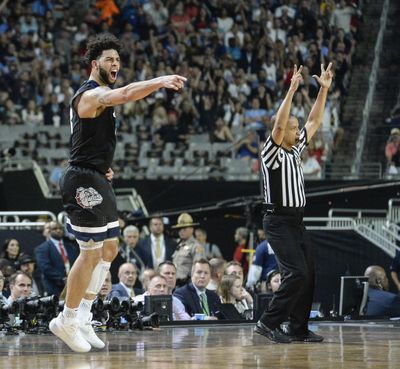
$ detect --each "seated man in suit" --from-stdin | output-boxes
[35,221,79,296]
[134,274,191,320]
[173,258,221,318]
[109,263,142,301]
[364,265,400,317]
[158,261,178,294]
[137,217,177,269]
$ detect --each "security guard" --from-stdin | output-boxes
[172,213,205,286]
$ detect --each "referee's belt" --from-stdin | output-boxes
[265,205,304,216]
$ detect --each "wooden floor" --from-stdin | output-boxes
[1,321,400,368]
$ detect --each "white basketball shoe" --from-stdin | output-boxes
[79,313,105,349]
[49,313,91,353]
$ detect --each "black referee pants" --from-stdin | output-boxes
[260,211,315,335]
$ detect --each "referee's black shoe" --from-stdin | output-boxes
[285,329,324,343]
[254,321,292,344]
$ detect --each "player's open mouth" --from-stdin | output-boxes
[111,71,117,79]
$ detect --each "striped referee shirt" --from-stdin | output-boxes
[260,128,308,208]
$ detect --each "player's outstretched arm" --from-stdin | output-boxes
[78,75,187,117]
[304,62,333,141]
[271,65,303,145]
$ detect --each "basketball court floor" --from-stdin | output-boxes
[1,321,399,369]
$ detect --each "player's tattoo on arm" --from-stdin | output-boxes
[98,96,113,106]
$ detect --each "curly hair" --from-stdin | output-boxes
[83,33,122,66]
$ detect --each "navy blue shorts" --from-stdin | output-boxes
[60,165,120,243]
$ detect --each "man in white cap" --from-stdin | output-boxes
[172,213,205,286]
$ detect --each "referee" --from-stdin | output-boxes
[254,63,333,343]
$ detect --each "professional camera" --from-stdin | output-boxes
[14,295,59,332]
[93,298,144,330]
[0,300,19,327]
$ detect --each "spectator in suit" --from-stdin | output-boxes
[364,265,400,317]
[174,259,221,318]
[35,221,79,296]
[6,271,32,304]
[158,261,178,294]
[109,263,142,301]
[17,254,44,297]
[109,225,145,284]
[137,217,177,269]
[134,274,191,321]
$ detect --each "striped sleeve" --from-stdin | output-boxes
[260,135,282,169]
[297,128,308,155]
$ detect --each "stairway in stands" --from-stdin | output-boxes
[326,0,385,179]
[362,0,400,175]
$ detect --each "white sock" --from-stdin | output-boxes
[77,298,94,322]
[63,306,78,323]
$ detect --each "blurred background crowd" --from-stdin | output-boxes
[0,0,363,183]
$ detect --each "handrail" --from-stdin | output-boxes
[327,208,387,218]
[311,210,399,257]
[387,198,400,222]
[352,0,389,176]
[356,224,399,257]
[304,217,356,230]
[383,222,400,242]
[0,211,56,227]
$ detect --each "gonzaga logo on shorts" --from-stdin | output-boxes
[75,187,103,209]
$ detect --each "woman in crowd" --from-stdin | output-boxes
[218,274,253,317]
[1,239,22,268]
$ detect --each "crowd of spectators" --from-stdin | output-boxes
[0,213,275,320]
[2,209,400,321]
[0,0,362,181]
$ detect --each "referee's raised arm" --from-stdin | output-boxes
[271,64,303,145]
[304,62,334,141]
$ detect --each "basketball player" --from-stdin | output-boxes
[49,33,186,352]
